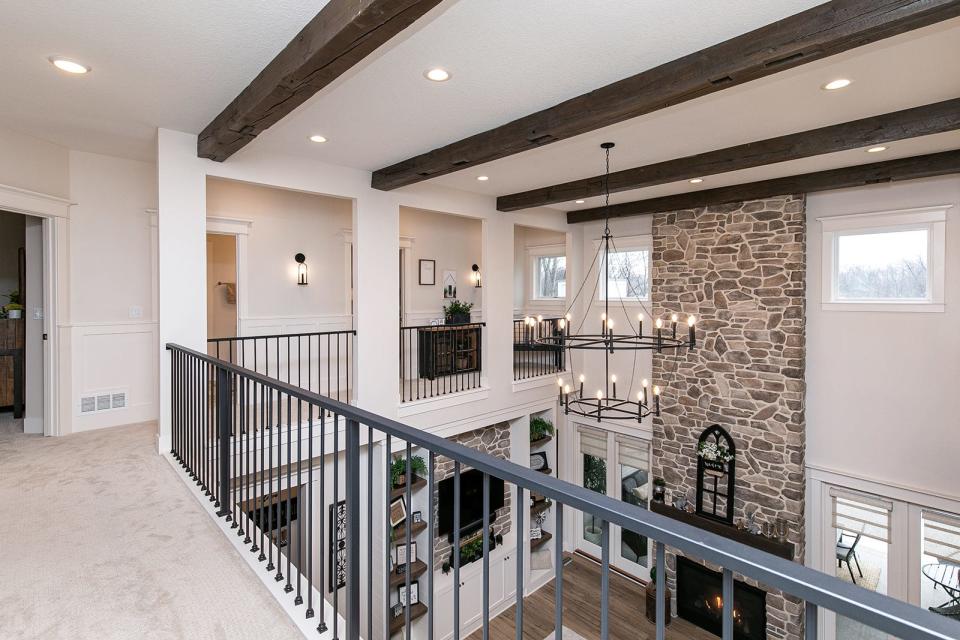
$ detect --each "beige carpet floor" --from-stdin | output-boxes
[0,422,302,639]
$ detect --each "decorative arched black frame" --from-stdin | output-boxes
[695,424,736,524]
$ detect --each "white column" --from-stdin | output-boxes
[352,191,400,417]
[157,128,207,453]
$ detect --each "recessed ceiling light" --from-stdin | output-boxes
[309,135,328,143]
[821,78,851,91]
[866,145,887,153]
[424,68,451,82]
[575,200,585,204]
[49,57,90,74]
[689,178,704,184]
[476,175,489,181]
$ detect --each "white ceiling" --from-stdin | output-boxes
[0,0,328,160]
[2,0,957,208]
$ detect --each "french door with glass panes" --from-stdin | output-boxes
[574,424,652,579]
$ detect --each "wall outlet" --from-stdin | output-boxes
[128,305,143,319]
[33,307,43,320]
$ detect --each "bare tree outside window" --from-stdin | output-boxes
[536,256,566,298]
[602,249,650,299]
[836,229,929,300]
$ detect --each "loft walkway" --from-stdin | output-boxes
[0,422,299,640]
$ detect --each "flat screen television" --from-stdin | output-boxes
[437,469,505,539]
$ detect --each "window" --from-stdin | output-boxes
[597,236,651,302]
[534,255,566,299]
[821,206,948,312]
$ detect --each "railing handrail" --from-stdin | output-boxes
[208,329,356,343]
[167,341,960,640]
[400,322,486,330]
[513,316,564,321]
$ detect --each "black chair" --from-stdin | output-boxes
[837,531,863,584]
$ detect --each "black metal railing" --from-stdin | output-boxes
[513,316,566,381]
[209,330,355,406]
[399,323,484,403]
[168,342,960,640]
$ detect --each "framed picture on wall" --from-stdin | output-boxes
[419,259,435,285]
[442,270,457,299]
[395,542,418,571]
[398,581,420,606]
[530,452,548,471]
[390,497,407,528]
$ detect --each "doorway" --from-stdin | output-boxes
[206,233,238,343]
[574,424,652,579]
[0,210,44,436]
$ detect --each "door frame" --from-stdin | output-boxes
[0,183,70,437]
[205,216,251,336]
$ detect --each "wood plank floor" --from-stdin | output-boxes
[467,553,714,640]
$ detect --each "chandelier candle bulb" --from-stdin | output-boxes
[688,315,697,348]
[671,313,678,338]
[611,374,617,398]
[637,312,644,336]
[579,374,585,397]
[655,318,663,351]
[637,391,643,422]
[653,385,661,416]
[642,378,649,404]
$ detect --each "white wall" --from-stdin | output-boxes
[399,206,481,323]
[806,176,960,501]
[67,150,159,432]
[513,225,566,317]
[0,128,70,199]
[206,177,354,335]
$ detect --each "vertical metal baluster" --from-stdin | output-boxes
[368,425,374,640]
[232,372,239,529]
[205,362,212,498]
[482,473,490,640]
[307,403,315,618]
[256,383,265,560]
[319,408,328,633]
[345,419,361,640]
[515,486,524,640]
[295,396,303,604]
[327,333,332,403]
[655,542,665,640]
[600,520,610,640]
[428,451,436,640]
[245,378,253,544]
[216,366,232,521]
[284,394,293,592]
[237,377,245,539]
[333,410,340,640]
[805,600,817,640]
[336,334,340,401]
[187,356,193,479]
[308,336,313,395]
[453,461,461,640]
[287,336,291,386]
[383,434,392,640]
[404,443,412,639]
[267,388,275,573]
[722,567,733,640]
[554,503,563,640]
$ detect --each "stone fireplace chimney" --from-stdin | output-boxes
[651,196,807,640]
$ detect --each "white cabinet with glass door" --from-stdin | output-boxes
[574,424,652,580]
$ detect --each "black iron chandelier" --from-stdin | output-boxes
[538,142,698,422]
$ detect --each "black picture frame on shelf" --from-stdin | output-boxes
[412,510,423,524]
[390,497,407,528]
[391,603,403,619]
[530,452,548,471]
[398,581,420,606]
[419,259,436,285]
[395,542,418,572]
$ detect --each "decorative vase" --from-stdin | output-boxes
[7,309,21,319]
[653,484,666,503]
[645,583,672,626]
[584,525,602,545]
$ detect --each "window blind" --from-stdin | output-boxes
[579,426,608,459]
[923,510,960,564]
[829,487,892,544]
[616,435,649,470]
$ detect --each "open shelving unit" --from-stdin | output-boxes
[389,450,430,638]
[525,408,558,591]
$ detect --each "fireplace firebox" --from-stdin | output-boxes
[676,556,767,640]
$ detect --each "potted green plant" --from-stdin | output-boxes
[645,565,672,626]
[3,291,23,319]
[390,455,427,488]
[443,300,473,324]
[529,416,554,443]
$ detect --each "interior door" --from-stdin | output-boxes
[574,425,608,559]
[612,434,651,579]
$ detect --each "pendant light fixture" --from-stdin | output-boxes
[538,142,698,422]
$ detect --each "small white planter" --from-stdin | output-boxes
[7,309,21,319]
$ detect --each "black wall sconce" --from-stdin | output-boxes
[295,253,308,285]
[471,263,482,288]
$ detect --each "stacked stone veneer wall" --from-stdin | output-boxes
[651,196,807,640]
[433,423,512,568]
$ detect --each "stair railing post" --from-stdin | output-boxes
[216,365,232,519]
[345,419,361,640]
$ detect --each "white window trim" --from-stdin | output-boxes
[528,243,566,304]
[593,234,652,305]
[819,205,949,313]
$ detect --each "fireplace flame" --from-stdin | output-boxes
[705,596,742,621]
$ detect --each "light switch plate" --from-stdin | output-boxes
[128,305,143,319]
[33,307,43,320]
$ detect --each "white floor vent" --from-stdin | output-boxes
[79,389,129,415]
[80,396,96,413]
[111,392,126,409]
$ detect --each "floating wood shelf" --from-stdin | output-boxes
[530,499,553,517]
[389,560,428,588]
[391,476,427,500]
[390,602,428,634]
[530,531,553,551]
[651,501,794,560]
[529,435,553,449]
[392,519,428,539]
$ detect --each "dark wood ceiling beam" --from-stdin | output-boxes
[498,98,960,211]
[372,0,960,191]
[198,0,443,162]
[566,150,960,223]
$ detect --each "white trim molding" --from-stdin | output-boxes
[819,204,950,313]
[0,183,74,218]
